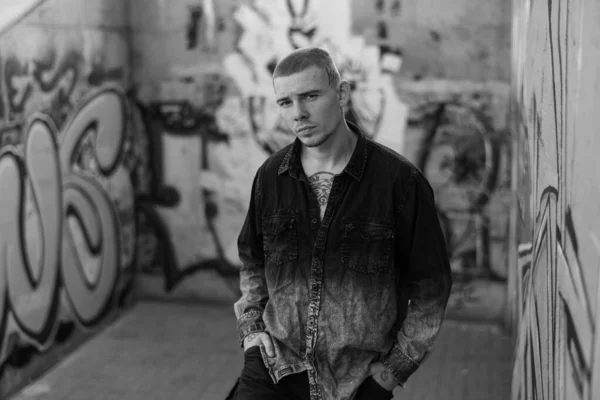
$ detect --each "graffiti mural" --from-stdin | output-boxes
[185,0,219,51]
[398,84,510,319]
[0,83,135,372]
[511,0,600,398]
[134,0,509,304]
[133,96,243,293]
[200,0,410,281]
[410,99,501,277]
[220,0,509,291]
[223,0,407,153]
[134,0,411,295]
[0,1,136,385]
[224,0,409,257]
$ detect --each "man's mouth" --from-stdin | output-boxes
[297,125,316,133]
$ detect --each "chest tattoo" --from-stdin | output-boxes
[308,172,335,217]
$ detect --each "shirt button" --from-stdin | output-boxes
[312,218,317,224]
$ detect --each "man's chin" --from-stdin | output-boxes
[301,140,321,148]
[298,132,330,148]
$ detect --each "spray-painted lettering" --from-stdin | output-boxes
[0,85,129,365]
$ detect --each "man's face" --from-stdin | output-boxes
[273,66,346,148]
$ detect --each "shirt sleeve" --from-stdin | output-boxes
[380,168,453,386]
[233,165,269,347]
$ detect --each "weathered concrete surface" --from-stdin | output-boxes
[510,0,600,399]
[352,0,511,81]
[11,302,512,400]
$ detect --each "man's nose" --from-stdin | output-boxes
[293,102,308,121]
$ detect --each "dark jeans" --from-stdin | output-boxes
[228,347,394,400]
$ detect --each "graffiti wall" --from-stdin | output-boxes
[130,0,408,300]
[0,0,137,395]
[511,0,600,398]
[0,0,514,395]
[131,0,511,322]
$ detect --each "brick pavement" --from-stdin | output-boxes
[10,302,512,400]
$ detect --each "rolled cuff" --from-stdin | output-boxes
[379,343,420,387]
[237,320,266,348]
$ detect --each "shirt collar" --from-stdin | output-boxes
[278,120,368,182]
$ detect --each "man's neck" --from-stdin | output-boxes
[301,121,357,176]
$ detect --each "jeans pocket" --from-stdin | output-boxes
[356,377,394,400]
[242,346,268,380]
[243,345,261,357]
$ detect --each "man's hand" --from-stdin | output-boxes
[369,362,399,392]
[243,332,275,357]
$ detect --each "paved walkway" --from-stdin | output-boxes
[11,302,513,400]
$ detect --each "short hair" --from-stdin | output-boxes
[272,47,341,87]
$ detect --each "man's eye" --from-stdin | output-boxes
[307,94,317,99]
[279,101,291,107]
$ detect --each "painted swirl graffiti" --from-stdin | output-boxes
[0,116,61,349]
[0,85,134,372]
[3,50,81,125]
[59,88,125,326]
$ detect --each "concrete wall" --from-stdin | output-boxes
[130,0,512,323]
[0,0,514,395]
[510,0,600,398]
[130,0,409,300]
[0,0,137,396]
[352,0,511,81]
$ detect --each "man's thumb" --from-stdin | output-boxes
[261,335,275,358]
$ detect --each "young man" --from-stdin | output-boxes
[231,47,452,400]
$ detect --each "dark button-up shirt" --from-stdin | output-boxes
[234,122,452,400]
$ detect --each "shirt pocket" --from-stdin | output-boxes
[341,220,394,274]
[262,214,299,266]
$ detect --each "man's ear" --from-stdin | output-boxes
[337,80,352,108]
